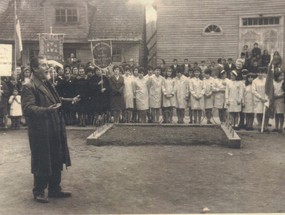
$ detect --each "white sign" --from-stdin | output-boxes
[0,44,13,76]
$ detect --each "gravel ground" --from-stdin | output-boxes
[0,128,285,214]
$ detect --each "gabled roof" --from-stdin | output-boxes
[0,0,145,42]
[0,0,44,41]
[88,0,145,41]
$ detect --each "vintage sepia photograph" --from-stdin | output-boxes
[0,0,285,214]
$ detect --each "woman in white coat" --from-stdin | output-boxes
[203,68,215,124]
[149,67,164,123]
[162,67,176,123]
[243,73,255,130]
[123,66,134,123]
[225,70,243,129]
[133,67,150,123]
[213,70,229,123]
[252,68,268,131]
[175,69,189,124]
[273,71,284,132]
[189,67,205,124]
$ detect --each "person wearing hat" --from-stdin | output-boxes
[162,67,176,123]
[243,73,255,130]
[213,70,229,124]
[252,67,269,131]
[149,67,164,123]
[225,70,244,129]
[189,66,204,124]
[175,68,189,124]
[273,70,284,133]
[133,67,150,123]
[203,68,215,124]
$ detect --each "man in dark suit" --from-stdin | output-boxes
[181,58,191,77]
[22,56,79,203]
[170,59,180,77]
[224,58,236,79]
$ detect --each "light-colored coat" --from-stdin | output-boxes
[149,75,164,108]
[243,85,254,113]
[162,77,176,107]
[213,78,229,109]
[203,77,215,109]
[273,80,284,114]
[134,77,149,110]
[9,95,22,116]
[225,80,243,112]
[189,77,205,110]
[123,75,134,109]
[252,78,266,114]
[175,75,189,109]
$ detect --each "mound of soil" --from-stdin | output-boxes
[96,125,227,146]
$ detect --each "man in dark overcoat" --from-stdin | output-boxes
[22,56,77,203]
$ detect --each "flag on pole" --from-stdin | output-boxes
[15,16,23,55]
[264,64,275,118]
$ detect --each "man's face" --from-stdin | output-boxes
[34,59,49,80]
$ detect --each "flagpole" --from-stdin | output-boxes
[14,0,17,72]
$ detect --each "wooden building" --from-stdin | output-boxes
[0,0,146,67]
[154,0,285,65]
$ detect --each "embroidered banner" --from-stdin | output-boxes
[39,34,64,62]
[91,41,112,69]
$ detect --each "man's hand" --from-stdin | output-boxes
[101,88,106,93]
[72,95,81,104]
[48,103,62,110]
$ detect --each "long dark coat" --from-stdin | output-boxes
[88,75,110,114]
[108,75,125,111]
[21,76,71,176]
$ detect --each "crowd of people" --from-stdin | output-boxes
[0,43,284,132]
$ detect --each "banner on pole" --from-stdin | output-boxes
[39,34,64,62]
[91,41,112,69]
[0,44,13,76]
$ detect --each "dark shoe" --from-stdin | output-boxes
[34,193,49,203]
[272,129,279,132]
[48,191,72,198]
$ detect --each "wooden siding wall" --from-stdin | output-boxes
[112,42,141,66]
[42,0,89,41]
[156,0,285,65]
[0,0,9,14]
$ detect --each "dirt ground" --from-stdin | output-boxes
[1,128,285,214]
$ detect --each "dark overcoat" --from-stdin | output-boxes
[108,75,125,111]
[21,76,71,176]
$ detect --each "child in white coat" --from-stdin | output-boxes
[203,68,215,124]
[162,67,176,123]
[175,69,189,124]
[149,67,164,123]
[9,88,22,129]
[189,67,205,124]
[243,73,255,130]
[225,70,243,129]
[273,71,284,133]
[133,67,150,123]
